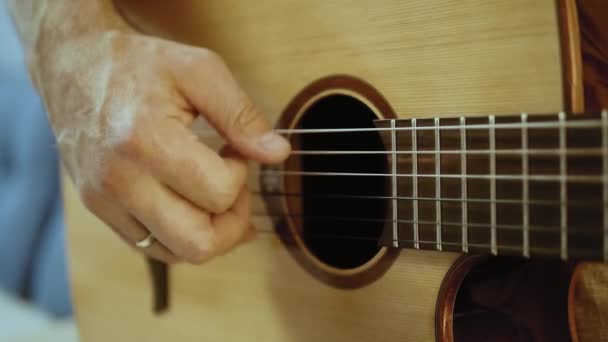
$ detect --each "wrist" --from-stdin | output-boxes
[18,0,132,87]
[16,1,126,61]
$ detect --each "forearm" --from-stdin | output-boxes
[7,0,130,62]
[7,0,137,135]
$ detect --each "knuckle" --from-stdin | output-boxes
[185,48,224,71]
[200,49,225,66]
[207,194,232,213]
[208,179,240,213]
[114,120,147,157]
[229,99,261,132]
[97,162,131,201]
[184,239,215,265]
[97,166,119,195]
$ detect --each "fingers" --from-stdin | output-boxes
[81,190,179,264]
[121,118,247,214]
[101,160,212,263]
[170,49,291,164]
[83,158,254,264]
[76,43,271,265]
[100,159,250,264]
[212,187,252,256]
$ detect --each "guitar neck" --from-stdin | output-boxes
[375,111,608,261]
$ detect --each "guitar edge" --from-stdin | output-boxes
[65,174,460,341]
[66,0,608,341]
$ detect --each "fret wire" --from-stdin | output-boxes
[390,119,399,248]
[489,115,497,255]
[412,119,420,249]
[460,117,468,253]
[287,148,604,155]
[268,119,605,134]
[603,110,608,261]
[559,112,567,260]
[522,113,530,258]
[259,171,605,182]
[435,118,442,251]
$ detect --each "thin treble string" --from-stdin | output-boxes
[246,228,525,249]
[288,148,604,156]
[254,170,604,183]
[274,119,603,134]
[250,213,602,234]
[251,229,596,251]
[249,191,602,207]
[191,117,605,136]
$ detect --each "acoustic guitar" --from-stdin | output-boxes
[64,0,608,341]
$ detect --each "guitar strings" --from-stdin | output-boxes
[249,213,603,234]
[245,227,510,249]
[254,170,605,183]
[287,148,604,156]
[192,117,607,136]
[193,113,608,245]
[249,191,602,207]
[249,232,549,250]
[250,228,597,252]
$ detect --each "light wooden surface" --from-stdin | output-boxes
[116,0,564,118]
[571,263,608,342]
[66,175,459,341]
[67,0,566,341]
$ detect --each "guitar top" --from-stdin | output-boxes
[63,0,608,341]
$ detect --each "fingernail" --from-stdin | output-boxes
[258,131,289,152]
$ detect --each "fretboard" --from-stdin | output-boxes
[374,111,608,261]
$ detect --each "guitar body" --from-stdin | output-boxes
[64,0,608,341]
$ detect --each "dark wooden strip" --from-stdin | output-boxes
[414,119,438,250]
[568,182,603,259]
[467,201,491,254]
[441,200,462,252]
[567,126,602,148]
[394,119,412,154]
[438,119,463,252]
[577,0,608,111]
[417,200,437,251]
[396,176,414,249]
[495,116,524,150]
[527,114,560,149]
[567,155,602,175]
[465,117,490,175]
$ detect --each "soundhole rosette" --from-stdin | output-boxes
[260,75,400,288]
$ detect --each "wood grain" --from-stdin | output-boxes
[65,174,459,341]
[115,0,564,117]
[557,0,585,113]
[570,263,608,342]
[568,1,608,340]
[577,0,608,112]
[68,0,568,341]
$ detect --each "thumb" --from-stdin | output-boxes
[175,50,290,163]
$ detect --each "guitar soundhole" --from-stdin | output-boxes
[290,94,389,269]
[264,75,400,288]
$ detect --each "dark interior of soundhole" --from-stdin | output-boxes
[290,94,389,269]
[452,258,574,342]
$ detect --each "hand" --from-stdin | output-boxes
[31,30,290,264]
